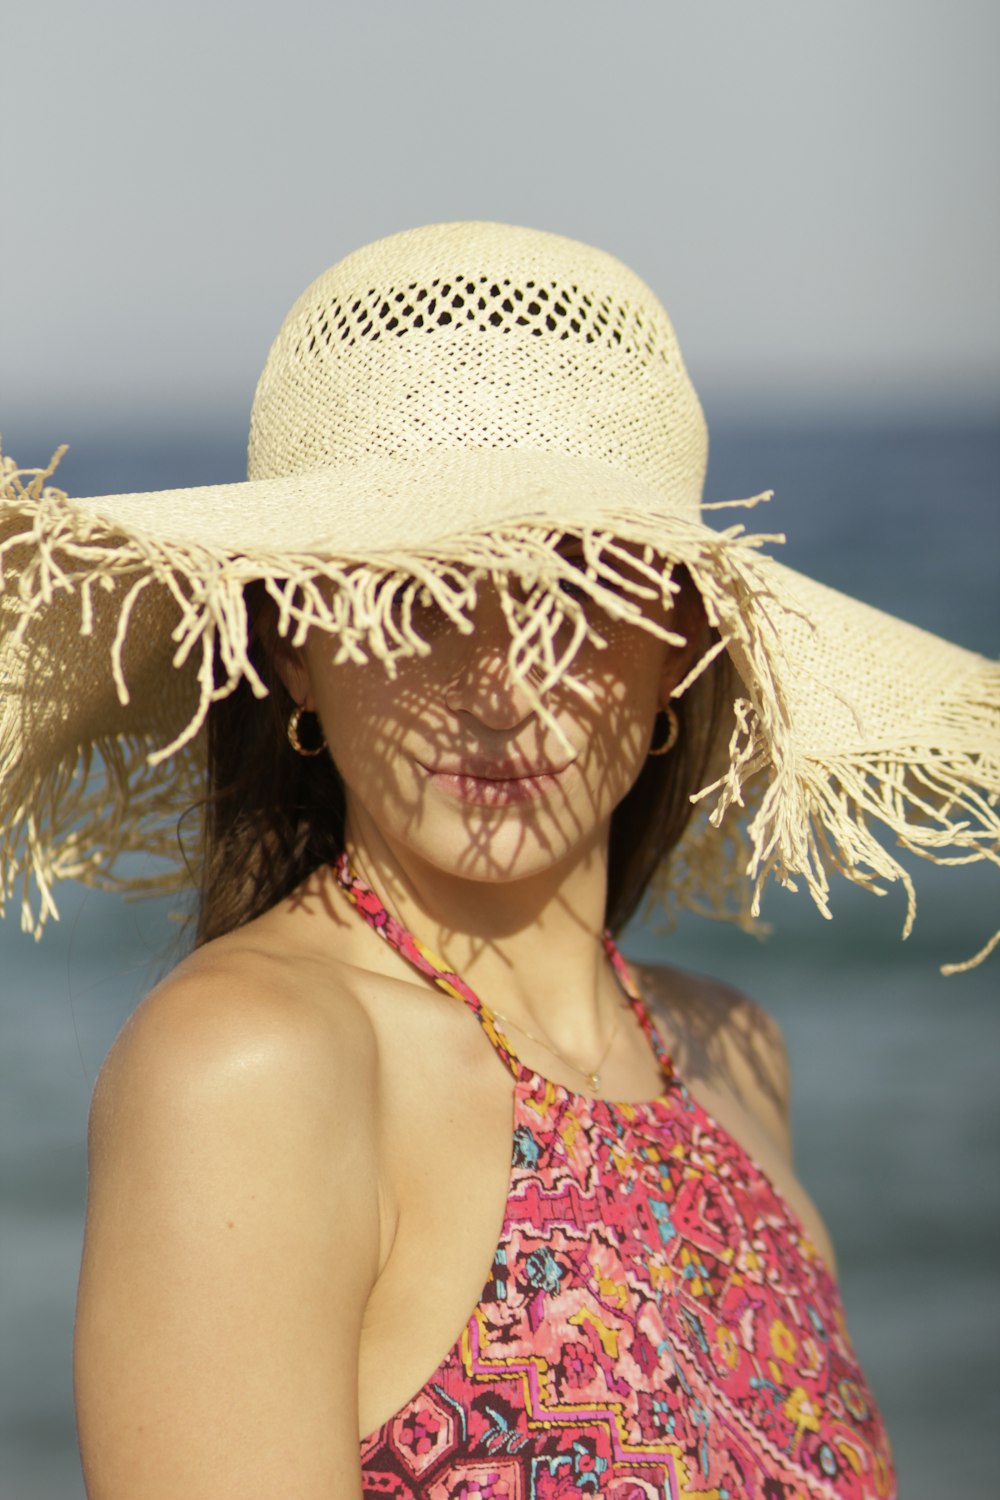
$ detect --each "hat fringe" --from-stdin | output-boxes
[2,449,998,970]
[0,725,202,937]
[645,675,1000,976]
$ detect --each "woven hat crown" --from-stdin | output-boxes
[247,221,708,516]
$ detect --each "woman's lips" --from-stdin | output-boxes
[418,761,571,805]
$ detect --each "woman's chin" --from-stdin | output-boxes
[386,804,608,889]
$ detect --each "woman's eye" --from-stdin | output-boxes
[556,553,589,600]
[557,575,589,601]
[387,581,445,633]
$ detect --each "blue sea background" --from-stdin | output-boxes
[1,419,998,1498]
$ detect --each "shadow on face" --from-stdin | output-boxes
[188,541,728,949]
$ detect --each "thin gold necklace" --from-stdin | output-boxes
[344,844,623,1093]
[487,1000,623,1092]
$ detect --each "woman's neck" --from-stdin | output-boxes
[334,808,621,1056]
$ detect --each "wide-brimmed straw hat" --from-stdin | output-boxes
[2,221,997,969]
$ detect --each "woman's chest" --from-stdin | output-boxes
[357,1074,893,1496]
[357,1041,833,1426]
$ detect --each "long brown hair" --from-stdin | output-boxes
[180,574,731,949]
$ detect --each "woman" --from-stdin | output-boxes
[2,221,996,1497]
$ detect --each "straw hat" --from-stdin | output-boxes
[2,221,997,969]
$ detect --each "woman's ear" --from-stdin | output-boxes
[274,646,312,710]
[248,584,313,708]
[659,572,711,701]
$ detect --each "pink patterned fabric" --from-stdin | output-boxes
[335,855,896,1499]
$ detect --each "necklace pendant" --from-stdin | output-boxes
[586,1070,600,1091]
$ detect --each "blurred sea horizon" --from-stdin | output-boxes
[2,416,998,1498]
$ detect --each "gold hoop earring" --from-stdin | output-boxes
[287,704,326,757]
[647,705,679,757]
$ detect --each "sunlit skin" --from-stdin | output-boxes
[269,541,710,1061]
[74,544,829,1494]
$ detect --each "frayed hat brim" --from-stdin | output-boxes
[2,444,998,971]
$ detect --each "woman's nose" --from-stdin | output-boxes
[441,582,538,732]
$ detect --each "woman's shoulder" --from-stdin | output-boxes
[91,919,381,1164]
[84,919,388,1307]
[628,957,792,1161]
[77,921,383,1494]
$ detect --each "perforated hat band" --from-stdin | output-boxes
[247,225,709,521]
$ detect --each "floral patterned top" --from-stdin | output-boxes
[334,854,896,1499]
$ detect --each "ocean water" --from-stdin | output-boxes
[1,420,998,1498]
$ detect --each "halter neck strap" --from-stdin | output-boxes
[331,851,674,1090]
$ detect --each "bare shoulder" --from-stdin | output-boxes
[88,932,382,1191]
[94,931,378,1125]
[629,958,792,1161]
[77,930,379,1498]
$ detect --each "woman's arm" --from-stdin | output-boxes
[74,960,381,1499]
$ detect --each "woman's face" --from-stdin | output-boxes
[273,545,707,887]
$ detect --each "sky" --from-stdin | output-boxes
[1,0,998,442]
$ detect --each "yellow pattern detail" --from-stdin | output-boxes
[770,1318,798,1364]
[597,1274,628,1310]
[568,1306,620,1360]
[463,1311,699,1471]
[679,1245,712,1298]
[716,1324,740,1370]
[835,1435,865,1476]
[784,1386,822,1452]
[650,1261,675,1293]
